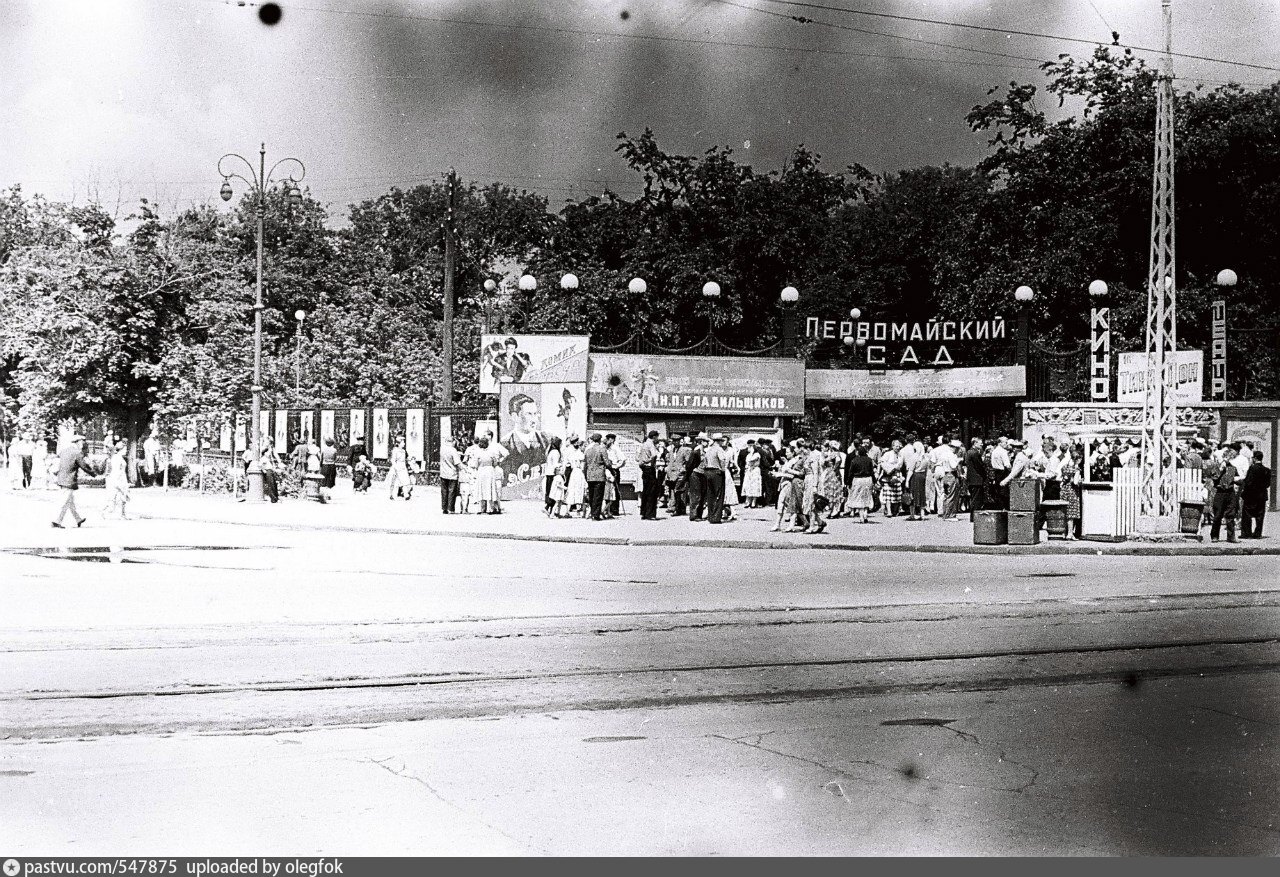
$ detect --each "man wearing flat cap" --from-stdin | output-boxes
[703,434,729,525]
[52,434,97,528]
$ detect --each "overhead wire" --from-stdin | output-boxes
[187,0,1040,70]
[745,0,1280,74]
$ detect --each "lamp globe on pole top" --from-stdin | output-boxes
[629,277,648,294]
[288,184,303,208]
[1216,268,1238,287]
[483,278,497,293]
[842,335,856,348]
[560,273,579,291]
[1015,285,1035,302]
[849,307,861,320]
[294,309,307,323]
[518,274,537,291]
[780,286,799,303]
[1089,280,1108,297]
[219,180,233,202]
[702,281,721,298]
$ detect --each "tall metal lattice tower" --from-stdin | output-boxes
[1139,0,1180,525]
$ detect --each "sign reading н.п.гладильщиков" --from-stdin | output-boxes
[587,354,806,415]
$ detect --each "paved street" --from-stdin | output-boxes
[1,488,1278,854]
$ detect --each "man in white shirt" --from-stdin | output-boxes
[988,437,1012,508]
[1031,436,1064,501]
[936,439,962,519]
[604,434,627,516]
[438,436,463,514]
[143,433,161,486]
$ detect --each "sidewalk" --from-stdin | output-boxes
[3,484,1276,555]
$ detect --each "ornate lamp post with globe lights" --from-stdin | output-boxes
[1014,285,1035,368]
[779,285,800,357]
[1212,269,1236,400]
[293,309,307,395]
[217,143,306,503]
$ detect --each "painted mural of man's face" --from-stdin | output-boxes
[517,400,541,433]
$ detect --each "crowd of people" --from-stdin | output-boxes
[456,429,1269,542]
[14,424,1268,542]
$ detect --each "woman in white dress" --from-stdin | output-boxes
[722,457,740,521]
[563,436,587,515]
[102,440,130,520]
[473,436,507,514]
[742,446,763,507]
[387,437,412,500]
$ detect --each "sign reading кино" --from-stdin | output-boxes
[805,317,1008,367]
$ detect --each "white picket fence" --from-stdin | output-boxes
[1112,467,1206,536]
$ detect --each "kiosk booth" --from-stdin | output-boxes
[1068,423,1205,540]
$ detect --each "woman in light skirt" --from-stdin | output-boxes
[101,440,130,520]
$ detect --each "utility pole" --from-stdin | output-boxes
[1138,0,1180,531]
[441,170,457,406]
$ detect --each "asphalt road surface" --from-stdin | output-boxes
[2,521,1277,854]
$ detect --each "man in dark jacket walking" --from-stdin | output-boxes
[686,435,708,521]
[52,434,96,528]
[964,437,988,520]
[1240,451,1272,538]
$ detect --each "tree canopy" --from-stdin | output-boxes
[2,47,1276,464]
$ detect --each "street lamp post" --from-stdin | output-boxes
[294,309,307,395]
[779,286,799,357]
[1014,285,1034,367]
[218,143,306,503]
[1212,269,1236,400]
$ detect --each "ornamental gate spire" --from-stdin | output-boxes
[1139,0,1180,528]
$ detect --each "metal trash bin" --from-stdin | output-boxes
[1007,511,1040,545]
[1009,479,1042,512]
[1040,499,1069,538]
[973,510,1008,545]
[303,472,325,502]
[1179,501,1205,535]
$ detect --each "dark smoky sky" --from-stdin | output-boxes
[2,0,1276,222]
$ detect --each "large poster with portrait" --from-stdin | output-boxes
[372,408,390,459]
[479,335,590,395]
[405,408,425,465]
[498,383,588,481]
[274,409,288,454]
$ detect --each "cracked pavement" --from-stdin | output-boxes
[1,516,1277,854]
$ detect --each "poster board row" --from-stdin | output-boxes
[218,409,426,464]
